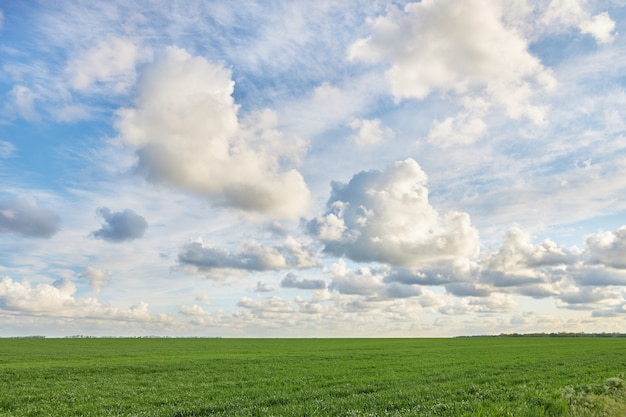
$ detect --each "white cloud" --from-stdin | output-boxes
[309,159,480,272]
[484,225,575,275]
[179,304,211,316]
[348,118,394,147]
[0,140,15,159]
[349,0,555,146]
[349,0,556,127]
[427,96,490,147]
[8,85,40,122]
[0,276,175,326]
[540,0,616,44]
[237,295,296,317]
[66,36,140,93]
[579,12,617,44]
[281,236,319,268]
[439,293,517,315]
[584,226,626,269]
[115,46,310,219]
[78,267,110,295]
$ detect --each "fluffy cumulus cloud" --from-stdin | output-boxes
[349,0,557,145]
[91,207,148,242]
[0,277,77,314]
[0,197,60,238]
[480,225,575,291]
[115,46,310,219]
[0,276,175,326]
[309,159,480,273]
[583,226,626,270]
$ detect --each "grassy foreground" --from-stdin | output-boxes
[0,337,625,416]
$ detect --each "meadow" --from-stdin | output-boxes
[0,337,624,416]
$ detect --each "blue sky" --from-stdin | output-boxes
[1,0,626,337]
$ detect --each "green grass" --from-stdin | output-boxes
[0,338,624,416]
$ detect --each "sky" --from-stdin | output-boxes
[1,0,626,337]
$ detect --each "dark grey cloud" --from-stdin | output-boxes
[91,207,148,242]
[0,197,60,238]
[280,273,326,290]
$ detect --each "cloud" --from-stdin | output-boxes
[280,272,326,290]
[540,0,616,44]
[0,277,77,314]
[115,46,310,219]
[8,85,40,122]
[348,118,394,146]
[281,236,319,269]
[78,266,110,294]
[474,225,577,298]
[0,140,15,158]
[253,282,274,293]
[438,293,516,315]
[178,239,288,273]
[0,276,175,325]
[0,197,60,238]
[178,235,318,274]
[427,96,489,147]
[179,304,211,316]
[326,260,421,299]
[349,0,556,126]
[91,207,148,242]
[308,159,480,272]
[66,36,140,93]
[237,296,296,318]
[482,225,575,275]
[583,226,626,269]
[571,266,626,287]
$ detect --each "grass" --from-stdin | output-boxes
[0,337,624,416]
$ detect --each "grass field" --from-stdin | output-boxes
[0,337,625,416]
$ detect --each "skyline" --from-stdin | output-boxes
[2,0,626,337]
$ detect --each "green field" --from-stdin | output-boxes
[0,338,625,416]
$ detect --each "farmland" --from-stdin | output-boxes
[0,337,624,416]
